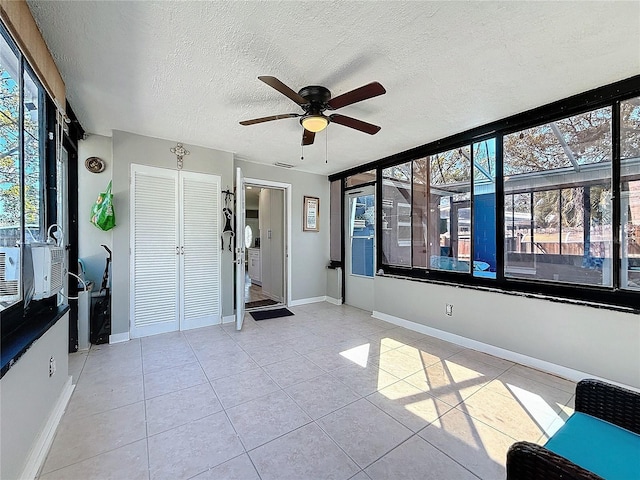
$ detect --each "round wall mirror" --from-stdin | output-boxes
[244,225,253,249]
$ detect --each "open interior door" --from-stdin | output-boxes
[235,167,246,330]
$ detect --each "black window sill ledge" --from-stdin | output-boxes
[376,272,639,315]
[1,304,69,379]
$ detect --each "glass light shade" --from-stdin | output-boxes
[301,115,329,133]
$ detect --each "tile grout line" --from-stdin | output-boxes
[219,316,375,473]
[35,437,150,479]
[148,330,251,479]
[449,372,563,444]
[192,330,264,478]
[303,337,495,473]
[389,431,484,480]
[311,411,386,473]
[139,335,152,480]
[39,344,148,478]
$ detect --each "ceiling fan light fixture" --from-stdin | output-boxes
[301,115,329,133]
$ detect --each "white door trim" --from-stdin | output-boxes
[236,167,246,330]
[244,177,292,307]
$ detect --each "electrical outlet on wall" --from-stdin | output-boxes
[49,356,56,377]
[446,304,453,316]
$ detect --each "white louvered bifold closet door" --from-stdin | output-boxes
[179,171,221,330]
[130,165,180,337]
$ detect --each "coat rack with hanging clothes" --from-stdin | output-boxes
[221,189,235,251]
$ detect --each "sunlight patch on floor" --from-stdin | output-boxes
[429,409,512,463]
[378,349,424,378]
[378,337,408,350]
[507,383,563,436]
[404,358,486,401]
[339,343,371,368]
[442,359,486,382]
[372,374,449,426]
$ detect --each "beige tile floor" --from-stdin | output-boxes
[244,272,272,304]
[40,302,576,480]
[247,283,271,304]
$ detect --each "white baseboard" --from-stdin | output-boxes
[222,315,235,324]
[290,296,327,306]
[181,317,223,331]
[325,296,342,306]
[109,331,130,344]
[372,310,637,391]
[21,376,75,480]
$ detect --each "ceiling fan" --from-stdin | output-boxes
[239,76,386,146]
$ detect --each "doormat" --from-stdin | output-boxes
[250,308,295,321]
[246,299,278,309]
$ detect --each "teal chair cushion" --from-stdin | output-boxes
[545,412,640,480]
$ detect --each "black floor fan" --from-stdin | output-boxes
[90,244,112,345]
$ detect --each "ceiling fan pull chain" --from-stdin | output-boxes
[325,127,328,164]
[301,143,304,161]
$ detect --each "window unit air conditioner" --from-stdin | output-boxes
[31,243,65,300]
[0,246,21,304]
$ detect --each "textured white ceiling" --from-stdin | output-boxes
[27,1,640,176]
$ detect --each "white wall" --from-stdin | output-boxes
[111,131,235,337]
[236,160,330,301]
[77,134,113,288]
[1,314,71,480]
[373,275,640,389]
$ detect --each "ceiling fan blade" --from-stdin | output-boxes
[329,114,381,135]
[302,129,316,146]
[327,81,386,110]
[258,76,308,106]
[239,113,299,126]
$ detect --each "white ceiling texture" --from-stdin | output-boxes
[27,1,640,176]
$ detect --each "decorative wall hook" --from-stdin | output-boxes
[170,142,190,170]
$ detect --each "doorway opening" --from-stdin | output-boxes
[344,185,376,311]
[243,182,289,311]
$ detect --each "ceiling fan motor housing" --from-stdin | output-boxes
[298,86,331,115]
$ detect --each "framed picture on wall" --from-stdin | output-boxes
[303,196,319,232]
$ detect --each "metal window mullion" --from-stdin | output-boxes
[559,189,563,256]
[341,178,346,303]
[469,143,474,276]
[426,156,431,273]
[18,54,25,248]
[496,135,505,281]
[612,101,621,290]
[410,160,414,269]
[376,170,382,275]
[583,187,591,264]
[530,191,535,253]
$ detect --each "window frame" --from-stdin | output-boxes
[330,75,640,310]
[0,20,57,335]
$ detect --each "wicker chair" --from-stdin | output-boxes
[506,379,640,479]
